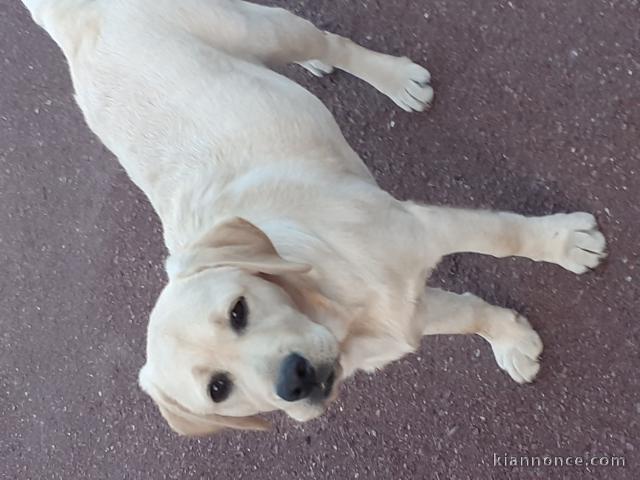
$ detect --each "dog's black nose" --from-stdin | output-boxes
[276,353,317,402]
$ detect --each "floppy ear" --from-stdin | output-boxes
[166,217,311,280]
[154,398,270,437]
[139,365,270,437]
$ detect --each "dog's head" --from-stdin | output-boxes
[139,217,342,436]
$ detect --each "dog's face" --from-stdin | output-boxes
[139,218,341,436]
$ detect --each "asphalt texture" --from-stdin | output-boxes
[1,0,639,479]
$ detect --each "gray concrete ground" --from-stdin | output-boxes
[1,0,639,479]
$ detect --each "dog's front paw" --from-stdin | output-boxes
[538,212,607,274]
[487,313,543,384]
[377,57,434,112]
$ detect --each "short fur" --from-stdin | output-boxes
[21,0,606,436]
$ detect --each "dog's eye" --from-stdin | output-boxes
[208,373,232,403]
[229,296,248,332]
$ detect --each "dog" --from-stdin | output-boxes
[21,0,606,436]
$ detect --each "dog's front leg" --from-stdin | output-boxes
[407,204,606,274]
[416,288,543,383]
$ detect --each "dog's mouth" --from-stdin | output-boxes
[309,367,336,401]
[274,353,342,410]
[321,369,336,396]
[312,361,342,403]
[278,361,343,422]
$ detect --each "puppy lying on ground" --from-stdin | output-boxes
[22,0,606,435]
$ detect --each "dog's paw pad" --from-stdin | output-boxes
[489,314,543,384]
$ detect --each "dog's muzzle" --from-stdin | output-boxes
[276,353,337,402]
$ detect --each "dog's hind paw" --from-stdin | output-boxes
[377,57,434,112]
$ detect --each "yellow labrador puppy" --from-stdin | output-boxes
[22,0,606,435]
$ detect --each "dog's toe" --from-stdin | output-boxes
[488,313,543,384]
[377,57,434,112]
[540,212,607,274]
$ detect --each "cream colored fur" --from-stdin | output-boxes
[22,0,606,436]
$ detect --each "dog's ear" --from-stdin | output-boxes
[139,365,270,437]
[165,217,311,280]
[154,401,270,437]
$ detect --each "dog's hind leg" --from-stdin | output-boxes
[230,2,434,111]
[416,288,543,384]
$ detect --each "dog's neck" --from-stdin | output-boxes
[153,159,377,254]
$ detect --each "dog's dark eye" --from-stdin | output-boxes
[208,373,232,403]
[229,296,248,332]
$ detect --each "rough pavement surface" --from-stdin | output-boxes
[1,0,638,479]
